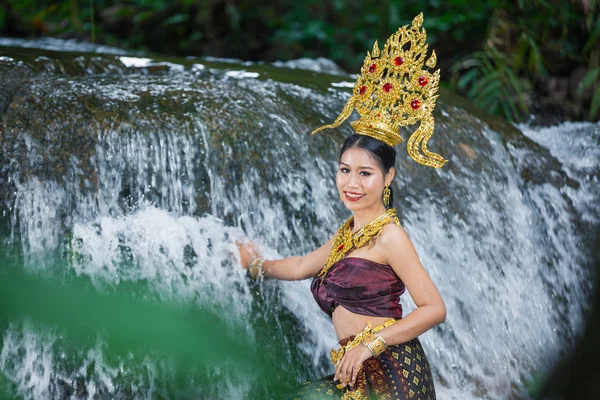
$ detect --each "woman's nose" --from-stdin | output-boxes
[348,172,360,187]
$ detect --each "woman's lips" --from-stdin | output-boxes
[344,192,365,202]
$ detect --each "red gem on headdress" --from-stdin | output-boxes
[418,76,428,86]
[369,64,377,73]
[394,57,404,66]
[338,244,345,252]
[383,83,392,92]
[359,86,367,95]
[411,99,421,110]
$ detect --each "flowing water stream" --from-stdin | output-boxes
[0,39,597,399]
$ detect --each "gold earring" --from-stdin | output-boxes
[383,186,391,207]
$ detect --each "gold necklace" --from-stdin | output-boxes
[317,208,400,283]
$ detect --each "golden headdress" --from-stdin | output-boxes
[312,13,448,168]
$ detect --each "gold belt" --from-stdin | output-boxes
[330,318,397,366]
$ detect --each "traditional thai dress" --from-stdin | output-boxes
[285,257,436,400]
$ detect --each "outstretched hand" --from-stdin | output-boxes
[334,345,372,388]
[236,240,261,269]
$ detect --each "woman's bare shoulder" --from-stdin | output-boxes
[376,222,417,261]
[379,221,410,243]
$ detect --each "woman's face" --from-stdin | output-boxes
[336,147,393,212]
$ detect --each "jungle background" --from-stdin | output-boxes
[0,0,599,123]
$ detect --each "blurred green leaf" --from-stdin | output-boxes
[114,7,134,17]
[457,68,480,90]
[134,10,156,24]
[500,86,521,119]
[164,13,189,26]
[500,97,512,119]
[513,33,529,71]
[578,68,600,92]
[590,86,600,119]
[583,16,600,54]
[526,36,547,77]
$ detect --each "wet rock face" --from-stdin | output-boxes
[0,47,348,251]
[0,42,598,399]
[0,46,573,219]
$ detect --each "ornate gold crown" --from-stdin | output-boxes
[312,13,448,168]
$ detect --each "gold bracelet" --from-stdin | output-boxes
[249,258,265,281]
[330,319,397,365]
[361,332,378,356]
[366,335,387,357]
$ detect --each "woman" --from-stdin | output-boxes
[239,134,446,399]
[239,13,447,400]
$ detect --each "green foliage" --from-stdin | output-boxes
[513,33,547,79]
[0,0,598,121]
[450,1,599,121]
[452,47,528,121]
[578,67,600,119]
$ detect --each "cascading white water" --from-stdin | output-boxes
[0,43,597,399]
[519,121,599,224]
[2,114,340,398]
[405,122,598,398]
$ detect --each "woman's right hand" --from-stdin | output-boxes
[236,240,261,269]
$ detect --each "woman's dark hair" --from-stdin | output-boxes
[339,135,396,209]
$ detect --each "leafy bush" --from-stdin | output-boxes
[1,0,598,121]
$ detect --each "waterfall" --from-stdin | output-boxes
[0,40,597,399]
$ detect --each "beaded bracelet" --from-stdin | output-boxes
[248,258,265,281]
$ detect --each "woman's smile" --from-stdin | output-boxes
[344,191,365,202]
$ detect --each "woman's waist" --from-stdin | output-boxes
[330,317,399,366]
[332,306,399,341]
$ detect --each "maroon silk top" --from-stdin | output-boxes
[310,257,405,319]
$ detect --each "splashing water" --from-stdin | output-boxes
[0,40,597,399]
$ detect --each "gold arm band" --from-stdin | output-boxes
[366,335,387,357]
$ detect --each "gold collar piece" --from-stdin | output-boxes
[317,208,400,282]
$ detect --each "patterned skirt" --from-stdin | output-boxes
[284,336,435,400]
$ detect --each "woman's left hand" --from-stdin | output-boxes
[334,345,372,388]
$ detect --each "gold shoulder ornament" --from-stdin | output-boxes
[317,208,400,282]
[312,13,448,168]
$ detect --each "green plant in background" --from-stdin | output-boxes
[270,0,498,72]
[0,0,598,121]
[451,1,598,121]
[579,67,600,119]
[450,8,545,121]
[578,9,600,119]
[452,47,529,121]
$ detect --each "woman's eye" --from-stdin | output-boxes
[360,171,371,176]
[340,167,349,173]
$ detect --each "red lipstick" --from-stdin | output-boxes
[344,191,365,202]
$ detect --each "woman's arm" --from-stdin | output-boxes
[377,224,446,346]
[238,236,334,281]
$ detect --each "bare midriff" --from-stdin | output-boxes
[332,305,394,340]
